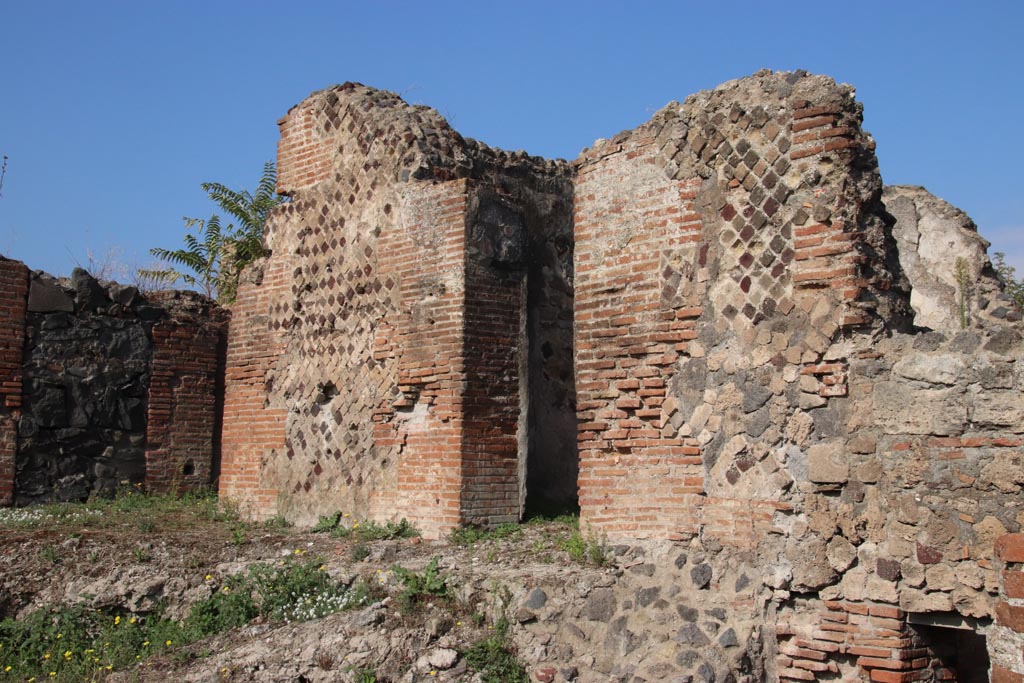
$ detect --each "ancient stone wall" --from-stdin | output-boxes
[220,84,577,535]
[223,71,1023,681]
[0,262,226,503]
[573,71,1023,682]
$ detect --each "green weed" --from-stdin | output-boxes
[346,665,378,683]
[40,545,59,565]
[0,557,367,680]
[326,517,420,542]
[449,522,522,546]
[464,617,528,683]
[559,529,610,566]
[392,557,450,611]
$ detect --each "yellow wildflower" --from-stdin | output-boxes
[43,652,51,659]
[129,617,136,624]
[205,574,213,581]
[165,640,173,646]
[114,615,121,625]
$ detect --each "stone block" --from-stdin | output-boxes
[899,588,952,613]
[872,382,965,436]
[807,442,848,484]
[996,534,1024,563]
[27,276,73,312]
[891,353,964,386]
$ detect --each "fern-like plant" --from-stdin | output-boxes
[142,161,283,302]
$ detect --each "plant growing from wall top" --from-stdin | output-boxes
[993,252,1024,310]
[142,161,284,302]
[955,257,970,329]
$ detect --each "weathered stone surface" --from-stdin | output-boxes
[972,391,1024,431]
[885,185,1005,331]
[825,536,856,572]
[790,538,835,592]
[900,587,953,612]
[891,353,964,386]
[872,382,965,435]
[582,589,616,622]
[523,587,548,610]
[806,442,848,484]
[27,274,74,313]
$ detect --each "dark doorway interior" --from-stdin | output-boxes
[523,209,578,518]
[910,621,990,683]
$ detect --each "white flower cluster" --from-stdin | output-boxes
[0,507,100,526]
[279,587,368,623]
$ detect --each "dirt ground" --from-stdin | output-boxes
[0,493,594,682]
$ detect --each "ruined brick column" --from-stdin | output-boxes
[220,84,574,537]
[0,258,29,505]
[573,72,905,541]
[144,311,226,494]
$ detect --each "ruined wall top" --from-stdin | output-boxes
[275,81,571,198]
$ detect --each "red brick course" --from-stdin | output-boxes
[218,260,291,518]
[0,259,28,505]
[144,319,225,493]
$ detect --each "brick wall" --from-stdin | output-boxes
[574,136,707,538]
[218,260,290,519]
[144,318,225,493]
[777,600,965,682]
[276,98,334,194]
[379,180,469,537]
[461,184,530,527]
[223,83,574,537]
[217,72,1024,679]
[993,534,1024,682]
[0,258,28,505]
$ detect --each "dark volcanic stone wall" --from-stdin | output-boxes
[13,267,225,503]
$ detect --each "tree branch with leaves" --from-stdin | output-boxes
[142,161,284,302]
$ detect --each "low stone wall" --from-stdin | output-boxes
[0,259,226,503]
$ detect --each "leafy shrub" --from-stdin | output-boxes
[464,617,528,683]
[559,529,610,566]
[392,557,450,611]
[322,516,420,542]
[312,511,343,533]
[183,574,257,637]
[0,557,367,680]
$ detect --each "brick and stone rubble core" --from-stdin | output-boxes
[220,70,1023,682]
[0,259,226,503]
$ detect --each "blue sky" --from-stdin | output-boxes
[2,1,1022,280]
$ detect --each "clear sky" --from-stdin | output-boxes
[2,1,1022,280]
